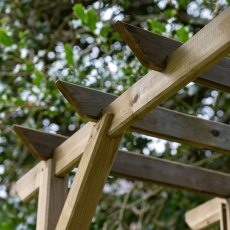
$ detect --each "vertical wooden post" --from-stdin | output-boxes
[56,113,122,230]
[37,159,68,230]
[220,199,230,230]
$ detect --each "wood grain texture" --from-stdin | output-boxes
[113,151,230,197]
[114,21,230,93]
[53,122,94,176]
[114,21,180,71]
[16,162,41,201]
[56,113,122,230]
[57,81,230,154]
[15,128,230,197]
[185,198,225,229]
[104,8,230,137]
[224,199,230,229]
[220,202,228,230]
[13,125,67,160]
[37,160,68,230]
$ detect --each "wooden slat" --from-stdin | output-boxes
[185,198,225,229]
[104,8,230,137]
[56,81,230,154]
[13,125,67,160]
[53,122,94,176]
[114,21,230,93]
[16,162,41,201]
[112,151,230,197]
[56,113,122,230]
[36,160,68,230]
[15,127,230,197]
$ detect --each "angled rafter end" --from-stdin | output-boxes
[114,20,230,93]
[13,124,67,160]
[113,20,168,71]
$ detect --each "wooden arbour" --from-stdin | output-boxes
[14,8,230,230]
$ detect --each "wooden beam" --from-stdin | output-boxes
[220,202,228,230]
[53,122,94,176]
[13,125,67,160]
[114,21,230,93]
[185,198,225,229]
[56,81,230,154]
[16,162,41,202]
[104,8,230,137]
[16,160,68,230]
[56,113,122,230]
[113,151,230,198]
[37,160,68,230]
[15,127,230,197]
[221,199,230,230]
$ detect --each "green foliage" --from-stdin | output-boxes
[73,4,98,31]
[64,43,74,66]
[73,4,87,23]
[148,19,166,34]
[176,26,190,42]
[0,29,13,46]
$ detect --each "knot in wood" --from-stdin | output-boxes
[133,94,139,104]
[211,129,220,137]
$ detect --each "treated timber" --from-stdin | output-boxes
[14,126,230,197]
[16,162,41,201]
[103,8,230,137]
[53,122,94,176]
[13,125,67,160]
[224,200,230,229]
[37,160,68,230]
[56,113,122,230]
[56,81,230,154]
[220,202,228,230]
[16,160,68,230]
[114,21,230,93]
[185,198,226,229]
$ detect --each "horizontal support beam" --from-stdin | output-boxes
[114,21,230,93]
[113,150,230,197]
[53,122,94,176]
[185,198,226,229]
[15,126,230,197]
[56,81,230,154]
[16,162,42,201]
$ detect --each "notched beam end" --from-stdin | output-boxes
[13,124,67,160]
[113,20,181,71]
[56,80,91,120]
[56,80,116,121]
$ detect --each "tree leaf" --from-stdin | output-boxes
[33,70,43,86]
[86,8,98,31]
[148,19,166,35]
[176,26,189,42]
[0,29,13,46]
[64,43,74,66]
[73,4,87,23]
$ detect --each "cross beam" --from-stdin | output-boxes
[56,80,230,154]
[114,21,230,93]
[15,125,230,198]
